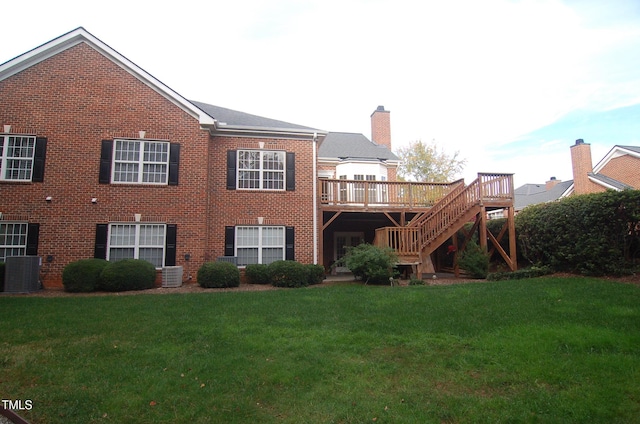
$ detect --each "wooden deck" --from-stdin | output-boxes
[320,173,517,274]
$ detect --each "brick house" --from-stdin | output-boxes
[1,28,517,288]
[568,139,640,195]
[0,28,323,288]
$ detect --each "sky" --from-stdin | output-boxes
[2,0,640,187]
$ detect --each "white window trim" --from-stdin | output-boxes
[0,135,35,181]
[0,221,28,262]
[235,225,286,266]
[106,223,166,268]
[237,149,286,191]
[111,139,170,185]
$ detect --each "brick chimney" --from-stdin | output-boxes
[371,105,391,150]
[546,176,560,191]
[570,139,593,195]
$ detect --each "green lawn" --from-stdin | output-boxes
[1,277,639,423]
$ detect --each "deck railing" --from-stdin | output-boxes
[319,179,462,209]
[374,173,514,256]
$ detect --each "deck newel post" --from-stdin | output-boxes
[479,206,488,252]
[508,205,517,271]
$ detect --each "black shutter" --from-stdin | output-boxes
[99,140,113,184]
[285,226,294,261]
[224,226,235,257]
[94,224,108,259]
[168,143,180,185]
[26,223,40,256]
[227,150,237,190]
[32,137,47,182]
[286,152,295,191]
[165,224,177,266]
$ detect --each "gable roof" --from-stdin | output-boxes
[318,132,399,162]
[564,144,640,195]
[190,101,324,138]
[0,27,215,127]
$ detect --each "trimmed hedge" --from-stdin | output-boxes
[62,258,109,292]
[306,264,325,285]
[516,190,640,275]
[99,259,156,292]
[198,261,240,288]
[458,241,490,279]
[269,260,310,288]
[245,264,271,285]
[340,243,397,285]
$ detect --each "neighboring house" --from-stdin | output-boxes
[0,28,517,288]
[503,140,639,218]
[567,140,640,196]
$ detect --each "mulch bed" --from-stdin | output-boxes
[2,273,638,298]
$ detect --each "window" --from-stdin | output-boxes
[0,135,46,182]
[113,140,169,184]
[0,222,28,262]
[236,226,285,266]
[237,150,285,190]
[107,223,166,268]
[100,140,179,185]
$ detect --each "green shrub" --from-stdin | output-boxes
[409,276,425,286]
[99,259,156,292]
[269,260,310,288]
[197,261,240,288]
[245,264,271,285]
[487,266,552,281]
[307,264,325,285]
[516,190,640,275]
[458,241,489,279]
[340,243,397,285]
[0,262,5,292]
[62,258,109,292]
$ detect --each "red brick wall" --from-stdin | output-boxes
[208,137,316,265]
[570,141,599,195]
[371,108,391,150]
[0,42,210,288]
[600,155,640,189]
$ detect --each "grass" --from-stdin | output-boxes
[1,276,639,423]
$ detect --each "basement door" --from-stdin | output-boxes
[334,232,364,273]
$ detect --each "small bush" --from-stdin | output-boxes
[269,260,310,288]
[99,259,156,292]
[458,242,489,279]
[487,266,553,281]
[0,262,5,292]
[245,264,271,285]
[409,276,425,286]
[307,264,325,285]
[198,261,240,288]
[62,258,109,292]
[340,244,397,284]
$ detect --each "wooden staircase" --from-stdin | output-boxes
[373,173,516,275]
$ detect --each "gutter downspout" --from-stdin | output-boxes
[312,132,318,264]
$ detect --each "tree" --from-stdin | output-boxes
[396,140,466,182]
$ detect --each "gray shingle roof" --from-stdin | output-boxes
[588,172,634,190]
[514,180,574,210]
[190,100,321,132]
[318,132,398,161]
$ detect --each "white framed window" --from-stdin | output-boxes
[237,150,285,190]
[0,135,35,181]
[236,226,285,266]
[112,139,169,184]
[107,223,166,268]
[0,222,28,262]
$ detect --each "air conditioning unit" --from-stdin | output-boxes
[4,256,41,293]
[162,266,183,288]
